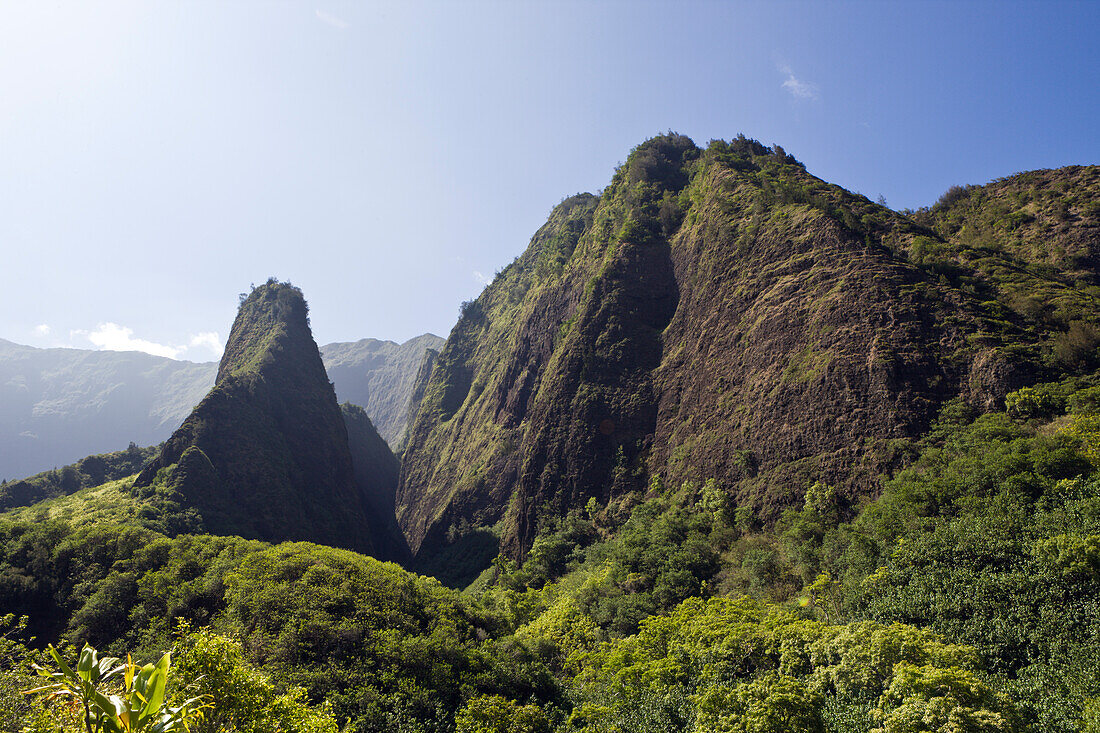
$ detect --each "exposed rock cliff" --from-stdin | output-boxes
[398,135,1100,569]
[134,280,393,556]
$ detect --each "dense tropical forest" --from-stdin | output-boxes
[2,135,1099,732]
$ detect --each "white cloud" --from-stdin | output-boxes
[315,9,349,29]
[33,324,50,336]
[778,63,819,101]
[70,323,225,359]
[188,332,223,355]
[75,323,182,358]
[473,270,490,285]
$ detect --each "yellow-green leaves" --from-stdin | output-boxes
[26,644,208,733]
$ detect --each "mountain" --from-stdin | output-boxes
[2,139,1098,733]
[320,334,445,446]
[0,339,215,482]
[398,134,1100,567]
[0,334,441,481]
[132,280,396,556]
[342,402,410,560]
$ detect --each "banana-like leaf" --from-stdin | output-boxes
[76,646,93,681]
[48,645,76,682]
[144,654,170,713]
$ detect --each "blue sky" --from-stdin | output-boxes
[1,1,1097,358]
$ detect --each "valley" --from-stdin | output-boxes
[2,135,1099,733]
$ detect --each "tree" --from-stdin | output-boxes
[695,673,824,733]
[872,664,1017,733]
[454,695,549,733]
[171,625,338,733]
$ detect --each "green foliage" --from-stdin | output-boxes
[172,625,337,733]
[695,673,823,733]
[1005,387,1063,421]
[27,643,208,733]
[0,443,156,513]
[0,614,65,732]
[546,596,998,733]
[454,695,550,733]
[872,664,1015,733]
[223,542,558,731]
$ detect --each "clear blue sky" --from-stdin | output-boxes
[1,1,1097,359]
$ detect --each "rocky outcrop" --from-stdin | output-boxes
[398,135,1100,568]
[134,281,393,556]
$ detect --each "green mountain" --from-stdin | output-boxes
[399,134,1099,569]
[2,136,1098,733]
[132,280,396,556]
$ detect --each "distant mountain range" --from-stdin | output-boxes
[1,135,1098,730]
[0,333,442,481]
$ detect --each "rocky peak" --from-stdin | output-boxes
[134,280,396,557]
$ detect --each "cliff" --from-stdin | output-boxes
[398,134,1100,568]
[134,280,393,556]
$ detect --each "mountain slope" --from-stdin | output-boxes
[398,134,1100,568]
[0,339,215,481]
[0,334,441,480]
[321,333,444,445]
[342,402,409,560]
[133,280,391,556]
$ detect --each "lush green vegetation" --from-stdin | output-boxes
[478,374,1100,732]
[6,373,1100,730]
[1,145,1098,732]
[0,444,156,512]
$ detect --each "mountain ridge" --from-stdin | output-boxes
[0,333,442,480]
[398,134,1099,570]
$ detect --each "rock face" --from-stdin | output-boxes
[321,334,445,446]
[398,135,1100,567]
[134,281,393,556]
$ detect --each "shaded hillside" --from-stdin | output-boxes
[133,280,393,556]
[399,134,1100,568]
[0,339,215,481]
[322,334,445,447]
[0,334,441,481]
[342,402,409,561]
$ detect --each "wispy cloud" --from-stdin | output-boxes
[71,323,223,360]
[472,270,490,286]
[188,332,223,354]
[778,63,819,101]
[315,9,349,30]
[33,324,50,337]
